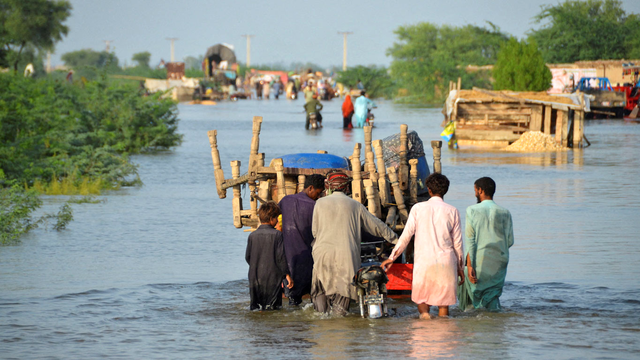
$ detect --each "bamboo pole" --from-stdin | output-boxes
[274,158,286,202]
[399,124,409,191]
[388,167,408,222]
[231,160,243,228]
[207,130,227,199]
[409,159,418,206]
[431,140,442,174]
[373,139,390,206]
[457,77,461,91]
[350,143,364,203]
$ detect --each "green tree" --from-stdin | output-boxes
[0,0,71,71]
[184,55,203,70]
[61,49,119,68]
[493,38,552,91]
[336,65,395,99]
[529,0,640,63]
[132,51,151,68]
[387,22,508,103]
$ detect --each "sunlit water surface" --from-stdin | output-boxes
[1,99,639,359]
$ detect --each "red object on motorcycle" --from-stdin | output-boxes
[386,263,413,291]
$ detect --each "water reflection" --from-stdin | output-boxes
[408,318,462,358]
[449,149,583,167]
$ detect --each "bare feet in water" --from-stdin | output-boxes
[419,312,434,320]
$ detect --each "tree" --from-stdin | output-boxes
[132,51,151,68]
[529,0,640,63]
[61,49,119,69]
[336,65,395,99]
[387,22,508,103]
[184,55,203,70]
[493,38,552,91]
[0,0,71,71]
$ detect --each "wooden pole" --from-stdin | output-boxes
[574,102,584,148]
[530,105,543,132]
[363,125,373,173]
[297,175,306,193]
[258,180,271,202]
[350,143,364,204]
[457,77,461,91]
[544,106,552,135]
[364,179,381,218]
[385,206,397,228]
[409,159,418,206]
[388,167,408,222]
[373,140,390,205]
[399,124,409,191]
[231,160,243,228]
[365,151,382,217]
[248,116,263,221]
[562,111,569,147]
[431,140,442,174]
[207,130,227,199]
[274,158,286,202]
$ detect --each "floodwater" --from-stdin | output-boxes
[1,99,639,359]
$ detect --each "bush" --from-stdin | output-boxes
[493,38,552,91]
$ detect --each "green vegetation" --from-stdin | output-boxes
[493,38,552,91]
[0,73,181,242]
[0,0,71,71]
[387,23,508,104]
[529,0,640,63]
[60,49,167,80]
[336,65,395,99]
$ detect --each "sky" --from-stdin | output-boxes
[53,0,640,69]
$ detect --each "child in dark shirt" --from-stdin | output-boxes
[245,202,293,310]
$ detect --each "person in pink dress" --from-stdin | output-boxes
[381,173,464,319]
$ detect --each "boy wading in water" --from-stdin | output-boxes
[381,173,464,319]
[245,202,294,311]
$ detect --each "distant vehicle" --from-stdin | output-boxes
[574,77,626,118]
[612,64,640,116]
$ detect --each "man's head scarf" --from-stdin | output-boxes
[325,170,351,192]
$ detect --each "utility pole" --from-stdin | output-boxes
[241,34,255,67]
[103,40,114,52]
[338,32,353,71]
[166,38,178,62]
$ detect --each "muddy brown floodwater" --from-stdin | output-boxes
[1,99,639,359]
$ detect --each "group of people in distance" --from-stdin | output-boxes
[341,90,376,129]
[245,171,514,318]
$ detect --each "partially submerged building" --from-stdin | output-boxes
[442,88,590,148]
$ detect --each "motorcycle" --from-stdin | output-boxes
[309,112,319,129]
[353,240,389,319]
[366,111,375,127]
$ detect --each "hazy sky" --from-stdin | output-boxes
[53,0,640,68]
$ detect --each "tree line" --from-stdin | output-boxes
[338,0,640,103]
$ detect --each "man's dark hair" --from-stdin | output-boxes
[258,201,281,223]
[425,173,450,196]
[304,174,325,190]
[474,177,496,197]
[360,90,366,96]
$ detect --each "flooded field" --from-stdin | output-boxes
[1,99,639,359]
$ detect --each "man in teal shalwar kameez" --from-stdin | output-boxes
[459,177,514,310]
